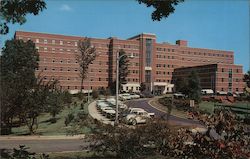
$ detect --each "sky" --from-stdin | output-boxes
[1,0,249,72]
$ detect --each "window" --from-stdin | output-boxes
[36,39,39,43]
[44,39,47,44]
[222,68,224,72]
[60,41,63,45]
[99,78,101,81]
[222,78,224,82]
[44,47,47,52]
[75,42,77,46]
[52,40,55,44]
[52,59,55,63]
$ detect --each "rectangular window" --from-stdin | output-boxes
[52,40,55,44]
[44,39,47,44]
[75,42,77,46]
[36,39,39,43]
[60,41,63,45]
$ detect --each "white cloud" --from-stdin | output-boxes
[60,4,72,11]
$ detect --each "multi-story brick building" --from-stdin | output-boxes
[14,31,244,94]
[172,64,244,94]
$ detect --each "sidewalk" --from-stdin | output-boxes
[0,134,85,141]
[88,101,114,125]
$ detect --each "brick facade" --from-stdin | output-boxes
[14,31,244,94]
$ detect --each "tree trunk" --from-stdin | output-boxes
[80,77,84,93]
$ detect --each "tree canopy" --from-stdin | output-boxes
[1,39,39,134]
[137,0,184,21]
[188,70,201,102]
[244,70,250,88]
[76,38,96,93]
[0,0,46,34]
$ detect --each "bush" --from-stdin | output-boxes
[0,145,49,159]
[75,92,85,100]
[64,113,75,126]
[92,89,99,99]
[61,91,72,104]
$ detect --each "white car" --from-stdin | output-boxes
[125,109,155,125]
[129,93,140,99]
[119,93,132,101]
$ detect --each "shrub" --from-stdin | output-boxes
[92,89,99,99]
[64,113,74,126]
[61,91,72,104]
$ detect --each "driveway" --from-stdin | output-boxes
[126,99,202,127]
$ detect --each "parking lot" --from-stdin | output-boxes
[88,94,155,125]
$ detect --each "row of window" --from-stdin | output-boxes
[37,47,78,53]
[156,48,175,52]
[124,86,140,91]
[180,50,233,58]
[156,64,175,68]
[127,78,139,82]
[43,76,109,82]
[155,79,171,83]
[156,55,174,59]
[128,70,139,74]
[156,71,172,75]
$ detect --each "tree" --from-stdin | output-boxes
[0,0,46,34]
[109,49,130,94]
[244,70,250,88]
[46,90,63,123]
[137,0,184,21]
[175,77,189,94]
[187,70,201,102]
[139,82,146,92]
[119,49,129,86]
[21,77,59,134]
[92,89,99,99]
[1,39,39,134]
[76,38,96,93]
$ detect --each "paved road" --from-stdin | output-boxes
[126,99,203,127]
[0,138,87,153]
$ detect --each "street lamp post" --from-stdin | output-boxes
[115,50,134,125]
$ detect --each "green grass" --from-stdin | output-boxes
[11,98,90,136]
[198,101,216,114]
[198,101,250,116]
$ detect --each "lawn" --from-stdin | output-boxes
[11,98,91,136]
[198,101,250,118]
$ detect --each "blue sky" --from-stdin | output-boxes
[1,0,249,72]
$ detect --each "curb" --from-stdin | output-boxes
[147,98,188,120]
[0,135,85,141]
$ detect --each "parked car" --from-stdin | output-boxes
[129,93,140,99]
[125,108,155,125]
[119,93,132,101]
